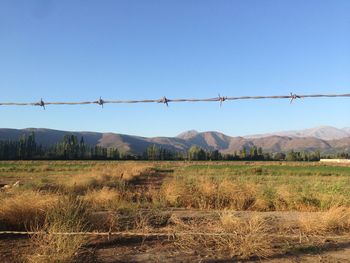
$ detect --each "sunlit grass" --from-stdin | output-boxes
[2,161,350,261]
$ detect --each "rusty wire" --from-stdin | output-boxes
[0,93,350,109]
[1,230,350,243]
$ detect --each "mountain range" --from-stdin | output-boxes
[245,126,350,141]
[0,126,350,155]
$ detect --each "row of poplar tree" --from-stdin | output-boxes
[142,144,322,161]
[0,132,325,161]
[0,133,121,160]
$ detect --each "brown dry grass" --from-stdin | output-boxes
[58,163,153,194]
[160,174,350,212]
[160,177,257,210]
[83,187,121,210]
[91,162,154,181]
[219,212,274,259]
[27,195,89,263]
[171,211,274,260]
[299,206,350,235]
[0,191,58,230]
[161,179,189,207]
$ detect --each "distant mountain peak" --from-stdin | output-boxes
[176,130,199,139]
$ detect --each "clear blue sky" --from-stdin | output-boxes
[1,0,349,137]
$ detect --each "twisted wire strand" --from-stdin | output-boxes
[1,230,350,242]
[0,93,349,107]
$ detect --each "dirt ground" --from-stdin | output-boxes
[1,209,350,263]
[1,231,350,262]
[89,236,350,263]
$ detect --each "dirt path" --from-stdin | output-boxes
[88,234,350,263]
[128,168,174,190]
[4,232,349,263]
[0,236,31,263]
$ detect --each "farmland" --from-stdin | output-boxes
[1,161,350,262]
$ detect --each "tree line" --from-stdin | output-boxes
[0,133,123,160]
[143,144,323,162]
[0,132,346,161]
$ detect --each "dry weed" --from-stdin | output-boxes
[161,179,189,207]
[217,180,257,210]
[0,191,58,230]
[60,174,101,194]
[27,195,89,263]
[219,212,274,259]
[83,187,121,210]
[59,163,153,194]
[92,163,154,181]
[161,178,257,210]
[195,178,218,209]
[299,206,350,234]
[172,211,274,260]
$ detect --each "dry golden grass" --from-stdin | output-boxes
[274,186,294,210]
[83,187,121,210]
[160,173,350,212]
[58,163,153,194]
[299,207,350,234]
[216,180,257,210]
[252,186,294,211]
[0,191,58,230]
[171,211,274,260]
[27,195,89,263]
[160,177,257,210]
[195,178,218,209]
[219,212,274,259]
[60,174,101,193]
[161,179,189,207]
[91,162,154,181]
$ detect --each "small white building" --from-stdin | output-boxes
[320,159,350,164]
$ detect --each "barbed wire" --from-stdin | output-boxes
[1,230,349,240]
[0,230,246,237]
[0,93,350,109]
[1,229,350,246]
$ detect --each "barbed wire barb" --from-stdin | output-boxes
[218,94,227,107]
[34,98,45,109]
[159,96,169,107]
[290,93,302,104]
[97,96,104,108]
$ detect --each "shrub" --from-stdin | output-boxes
[27,195,89,263]
[0,191,57,230]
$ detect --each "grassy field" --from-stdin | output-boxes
[1,161,350,262]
